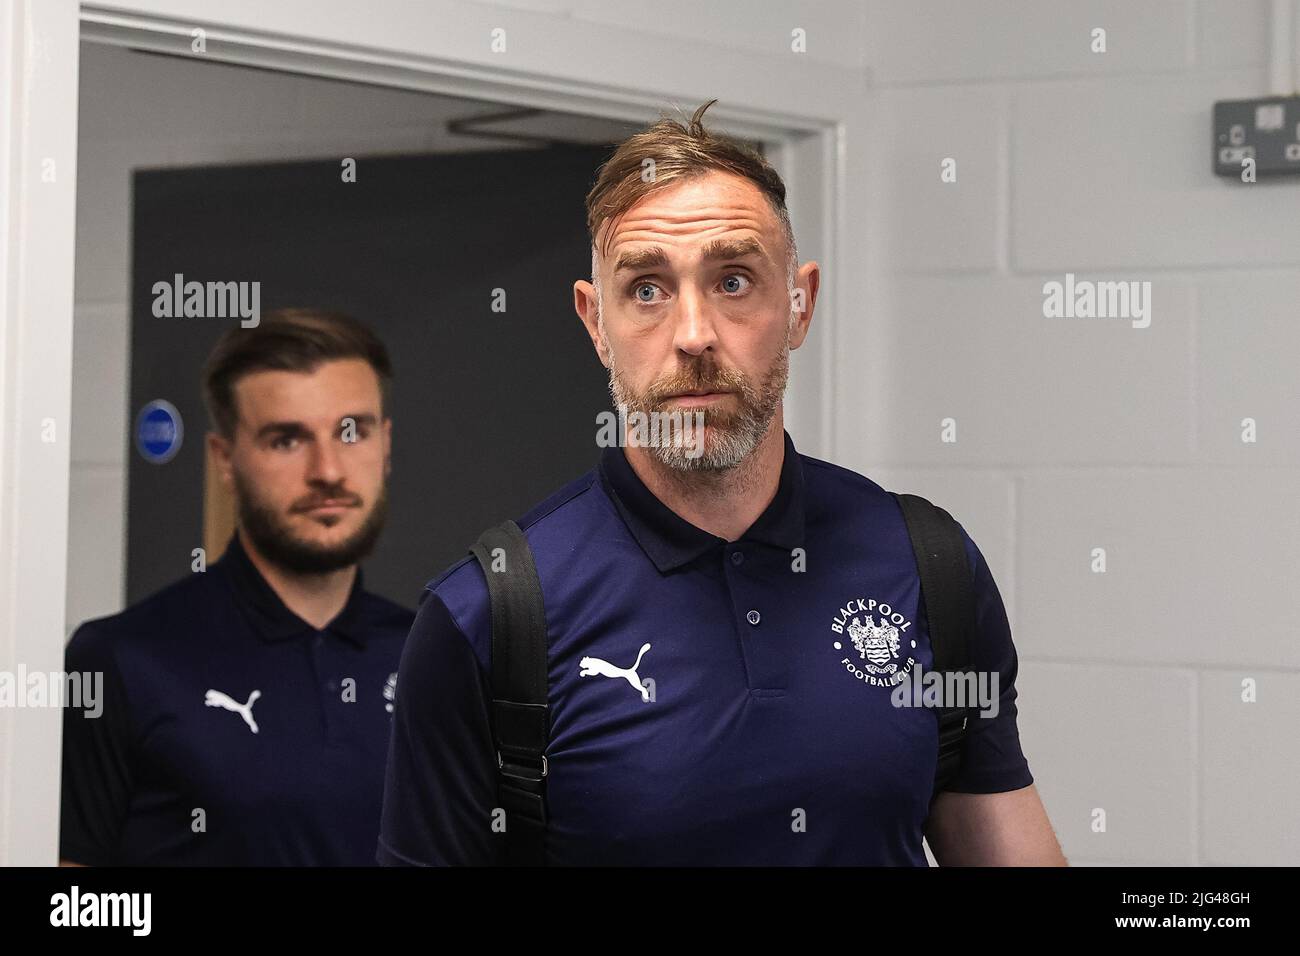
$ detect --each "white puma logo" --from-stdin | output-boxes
[205,688,262,734]
[579,643,652,702]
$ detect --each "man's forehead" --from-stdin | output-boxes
[233,361,381,424]
[599,171,782,265]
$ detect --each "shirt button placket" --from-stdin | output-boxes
[312,632,335,743]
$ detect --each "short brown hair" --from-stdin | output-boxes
[202,307,393,438]
[585,100,795,267]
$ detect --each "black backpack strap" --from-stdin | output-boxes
[892,493,975,799]
[469,520,549,866]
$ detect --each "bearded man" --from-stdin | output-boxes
[60,308,412,866]
[378,102,1064,867]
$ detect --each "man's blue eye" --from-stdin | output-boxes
[635,284,657,302]
[722,275,748,294]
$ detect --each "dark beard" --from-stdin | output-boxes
[234,471,388,575]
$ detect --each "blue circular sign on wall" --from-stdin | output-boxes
[135,399,183,464]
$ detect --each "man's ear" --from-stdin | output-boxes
[206,430,235,489]
[573,279,610,368]
[788,260,821,351]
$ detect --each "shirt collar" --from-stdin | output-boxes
[217,532,369,646]
[598,429,806,574]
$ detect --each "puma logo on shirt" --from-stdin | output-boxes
[579,643,652,702]
[204,688,262,734]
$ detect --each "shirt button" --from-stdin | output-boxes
[730,550,745,566]
[746,609,761,626]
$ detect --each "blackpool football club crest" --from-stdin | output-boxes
[383,672,397,714]
[830,596,917,689]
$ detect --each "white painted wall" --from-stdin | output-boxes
[0,0,79,870]
[851,0,1300,866]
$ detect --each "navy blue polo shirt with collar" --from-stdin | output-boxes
[378,430,1033,866]
[60,532,413,866]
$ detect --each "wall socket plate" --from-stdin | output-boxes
[1212,95,1300,178]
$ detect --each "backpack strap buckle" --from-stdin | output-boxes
[497,751,548,782]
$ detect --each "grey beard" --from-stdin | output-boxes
[605,341,789,473]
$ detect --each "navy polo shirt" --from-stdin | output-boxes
[379,431,1032,866]
[60,533,413,866]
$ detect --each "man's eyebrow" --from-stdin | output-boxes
[612,246,669,274]
[701,237,766,262]
[612,237,768,275]
[254,414,377,439]
[255,421,309,440]
[338,413,378,428]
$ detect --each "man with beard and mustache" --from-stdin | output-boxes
[59,308,413,866]
[379,102,1065,866]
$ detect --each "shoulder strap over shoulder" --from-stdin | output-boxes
[891,492,974,798]
[469,520,549,866]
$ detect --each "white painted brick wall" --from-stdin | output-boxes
[857,0,1300,866]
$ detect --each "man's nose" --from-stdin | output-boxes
[306,433,345,484]
[671,286,718,356]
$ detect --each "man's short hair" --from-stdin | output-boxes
[584,99,795,267]
[202,307,393,439]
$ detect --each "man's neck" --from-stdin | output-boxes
[237,529,357,630]
[623,414,786,542]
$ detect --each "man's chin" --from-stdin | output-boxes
[287,523,371,557]
[650,423,757,472]
[259,532,376,575]
[242,508,386,576]
[292,530,360,552]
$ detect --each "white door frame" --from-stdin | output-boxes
[0,0,869,863]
